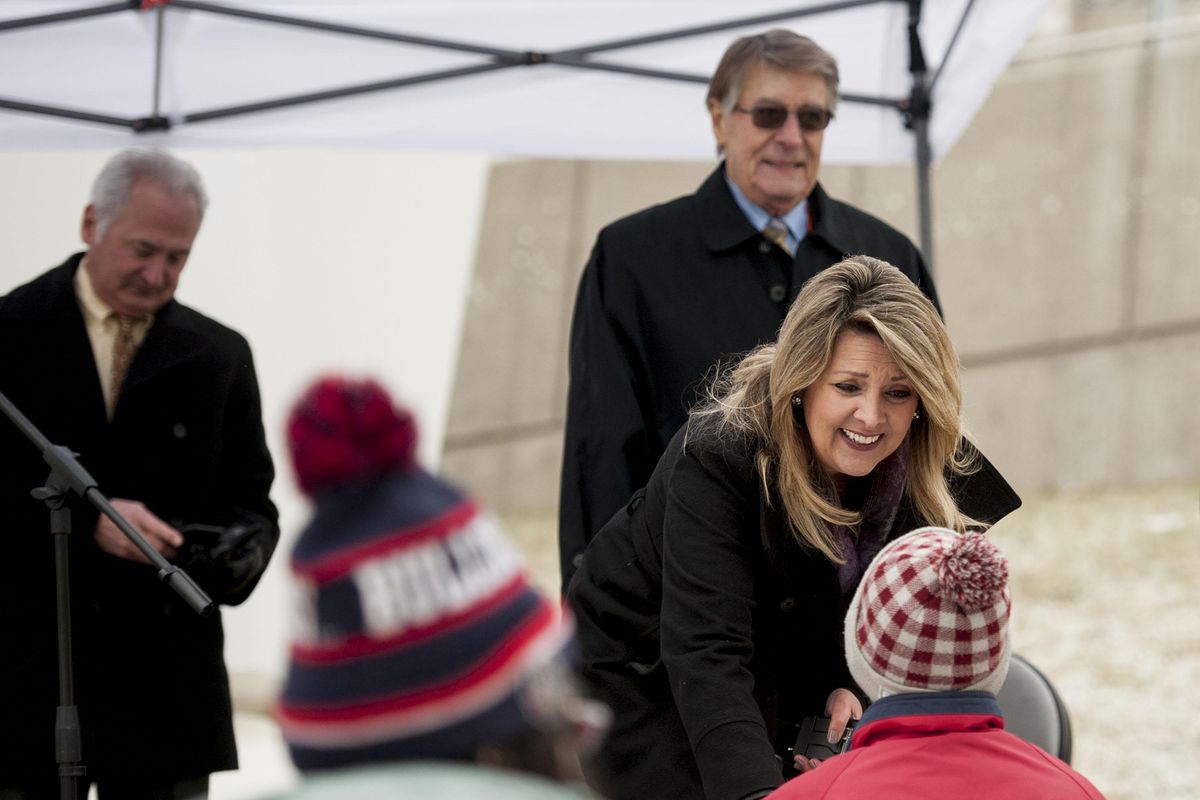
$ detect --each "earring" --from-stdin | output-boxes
[791,395,803,407]
[913,410,921,420]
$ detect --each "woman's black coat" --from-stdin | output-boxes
[567,425,1020,800]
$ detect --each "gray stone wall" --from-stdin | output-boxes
[442,15,1200,511]
[946,23,1200,492]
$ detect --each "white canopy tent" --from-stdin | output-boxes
[0,0,1053,735]
[1,0,1050,258]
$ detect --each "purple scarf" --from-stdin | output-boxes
[830,439,910,595]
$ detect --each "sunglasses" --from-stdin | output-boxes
[733,104,834,132]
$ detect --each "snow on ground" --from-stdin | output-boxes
[219,481,1199,800]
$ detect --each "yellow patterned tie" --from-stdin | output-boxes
[110,315,139,400]
[762,218,792,256]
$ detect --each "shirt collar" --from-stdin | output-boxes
[73,256,112,324]
[860,690,1002,724]
[850,691,1004,750]
[723,174,808,246]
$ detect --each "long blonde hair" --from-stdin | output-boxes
[690,256,981,562]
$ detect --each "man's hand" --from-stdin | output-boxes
[93,499,184,564]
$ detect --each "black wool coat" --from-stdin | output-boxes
[559,165,939,586]
[0,255,279,783]
[567,425,1020,800]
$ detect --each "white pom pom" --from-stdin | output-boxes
[934,532,1008,610]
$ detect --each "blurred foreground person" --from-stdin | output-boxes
[0,148,278,800]
[262,377,608,799]
[766,526,1106,799]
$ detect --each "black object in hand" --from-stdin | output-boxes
[177,520,269,605]
[792,715,854,761]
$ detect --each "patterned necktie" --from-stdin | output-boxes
[762,218,792,256]
[110,315,140,399]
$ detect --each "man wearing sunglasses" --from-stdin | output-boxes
[559,30,941,590]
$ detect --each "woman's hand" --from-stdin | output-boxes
[825,687,863,742]
[794,687,863,773]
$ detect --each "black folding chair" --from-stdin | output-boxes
[996,652,1073,763]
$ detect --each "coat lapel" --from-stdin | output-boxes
[27,257,109,430]
[118,302,212,400]
[697,164,761,254]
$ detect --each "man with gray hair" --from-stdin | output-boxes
[0,148,279,799]
[559,30,941,591]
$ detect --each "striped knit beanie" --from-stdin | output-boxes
[279,377,571,770]
[844,526,1012,701]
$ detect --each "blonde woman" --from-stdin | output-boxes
[567,257,1020,800]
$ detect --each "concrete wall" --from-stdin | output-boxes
[946,20,1200,492]
[442,13,1200,510]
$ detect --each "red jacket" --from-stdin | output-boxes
[766,692,1105,800]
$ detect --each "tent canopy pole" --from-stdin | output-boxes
[0,1,910,132]
[0,0,998,268]
[904,0,934,272]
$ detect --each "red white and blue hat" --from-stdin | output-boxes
[279,377,571,770]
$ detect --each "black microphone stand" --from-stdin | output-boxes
[0,389,213,800]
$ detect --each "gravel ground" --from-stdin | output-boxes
[504,481,1200,800]
[987,482,1200,800]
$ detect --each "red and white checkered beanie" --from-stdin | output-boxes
[844,526,1012,700]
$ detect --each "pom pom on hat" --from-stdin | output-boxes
[936,531,1009,611]
[287,376,417,497]
[844,527,1012,700]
